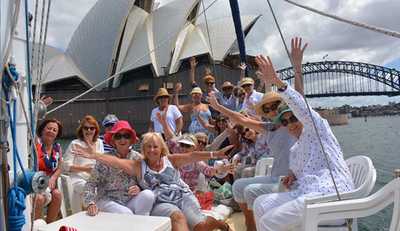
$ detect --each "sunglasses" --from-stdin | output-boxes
[280,115,299,127]
[242,84,252,88]
[262,102,280,114]
[114,133,132,140]
[179,143,193,149]
[83,126,96,131]
[206,82,214,86]
[158,96,169,99]
[198,140,207,146]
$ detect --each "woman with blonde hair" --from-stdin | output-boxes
[63,115,104,213]
[73,132,233,231]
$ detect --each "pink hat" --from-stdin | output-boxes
[104,120,137,146]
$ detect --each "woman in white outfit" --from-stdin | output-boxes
[252,55,354,231]
[63,115,104,213]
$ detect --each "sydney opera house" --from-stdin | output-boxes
[39,0,271,135]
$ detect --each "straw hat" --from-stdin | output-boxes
[254,91,282,117]
[240,77,254,87]
[154,88,171,102]
[190,87,203,95]
[221,81,234,90]
[203,74,215,84]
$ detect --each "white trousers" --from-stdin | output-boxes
[97,189,155,215]
[253,192,305,231]
[70,178,86,214]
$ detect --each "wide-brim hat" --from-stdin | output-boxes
[177,134,198,147]
[190,87,203,95]
[221,81,234,90]
[254,92,283,117]
[273,105,293,125]
[203,74,215,84]
[240,77,254,87]
[154,88,171,102]
[104,120,138,146]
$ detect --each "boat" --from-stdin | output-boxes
[1,1,400,231]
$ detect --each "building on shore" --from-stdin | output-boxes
[316,109,349,126]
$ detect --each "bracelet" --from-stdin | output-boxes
[210,151,214,159]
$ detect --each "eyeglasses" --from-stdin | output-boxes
[262,102,280,114]
[280,115,299,127]
[83,126,96,131]
[159,96,169,99]
[206,82,214,86]
[114,133,132,140]
[179,143,193,149]
[242,84,252,88]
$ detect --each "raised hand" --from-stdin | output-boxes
[207,92,219,109]
[128,185,141,196]
[238,62,247,71]
[291,37,307,70]
[175,82,182,93]
[215,145,235,159]
[189,57,198,69]
[40,95,53,107]
[72,143,96,159]
[255,55,281,86]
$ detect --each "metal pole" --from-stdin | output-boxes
[0,105,10,231]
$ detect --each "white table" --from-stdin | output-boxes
[38,212,171,231]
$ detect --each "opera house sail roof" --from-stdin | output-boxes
[38,0,270,90]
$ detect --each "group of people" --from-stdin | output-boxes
[33,37,354,231]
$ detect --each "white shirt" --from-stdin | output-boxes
[280,85,354,197]
[150,105,182,134]
[63,139,104,181]
[242,90,263,116]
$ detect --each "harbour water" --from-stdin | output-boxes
[332,116,399,231]
[59,115,398,230]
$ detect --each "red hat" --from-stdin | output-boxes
[104,120,137,146]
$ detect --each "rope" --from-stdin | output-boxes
[30,0,40,74]
[7,187,26,231]
[200,0,217,74]
[264,0,352,230]
[284,0,400,40]
[46,0,221,115]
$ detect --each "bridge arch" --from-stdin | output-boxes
[276,61,400,97]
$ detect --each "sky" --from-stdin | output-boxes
[24,0,400,107]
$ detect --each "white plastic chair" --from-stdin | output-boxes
[303,177,400,231]
[255,157,274,177]
[57,174,74,218]
[301,155,377,231]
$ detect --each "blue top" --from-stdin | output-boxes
[188,109,211,134]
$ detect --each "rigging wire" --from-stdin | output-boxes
[30,0,40,74]
[200,0,217,75]
[265,0,352,229]
[284,0,400,40]
[47,0,221,115]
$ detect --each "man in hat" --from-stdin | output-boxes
[240,77,264,117]
[100,114,119,153]
[215,81,236,111]
[149,88,183,137]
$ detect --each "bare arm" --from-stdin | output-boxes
[189,57,197,85]
[175,117,183,135]
[173,82,191,112]
[238,63,246,81]
[148,121,154,133]
[169,145,234,169]
[196,113,216,133]
[156,111,175,141]
[208,94,266,133]
[72,144,137,176]
[291,37,307,96]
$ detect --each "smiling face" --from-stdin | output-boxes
[222,87,233,97]
[41,122,59,144]
[113,130,132,155]
[82,122,96,141]
[157,96,169,107]
[281,112,303,138]
[191,93,202,104]
[242,84,253,94]
[261,100,281,119]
